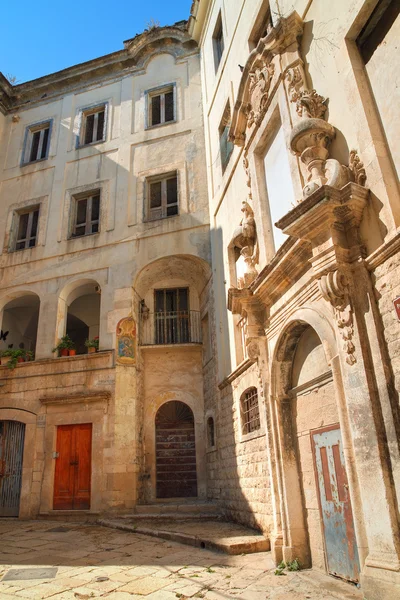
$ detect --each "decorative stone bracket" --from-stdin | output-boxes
[230,201,259,288]
[319,270,356,365]
[228,287,265,358]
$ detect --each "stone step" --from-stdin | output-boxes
[98,517,270,555]
[38,511,101,522]
[134,501,221,516]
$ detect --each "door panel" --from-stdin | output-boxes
[156,401,197,498]
[0,421,25,517]
[53,424,92,510]
[312,427,360,582]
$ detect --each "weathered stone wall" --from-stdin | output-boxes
[373,250,400,400]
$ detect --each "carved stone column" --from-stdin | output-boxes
[277,182,400,596]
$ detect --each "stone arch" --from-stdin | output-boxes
[269,307,362,581]
[0,290,41,356]
[56,278,102,353]
[142,390,206,502]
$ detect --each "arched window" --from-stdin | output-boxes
[207,416,215,448]
[240,387,260,435]
[0,293,40,359]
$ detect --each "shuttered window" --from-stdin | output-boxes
[147,173,178,221]
[219,103,233,173]
[148,86,175,127]
[23,122,51,164]
[213,13,224,71]
[14,207,40,251]
[241,387,261,435]
[81,105,106,145]
[71,192,100,237]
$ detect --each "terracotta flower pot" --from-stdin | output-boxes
[60,348,69,357]
[17,357,25,363]
[68,349,76,356]
[88,346,96,354]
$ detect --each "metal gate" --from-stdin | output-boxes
[0,421,25,517]
[311,426,360,582]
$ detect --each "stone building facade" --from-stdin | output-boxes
[0,1,399,599]
[189,0,400,599]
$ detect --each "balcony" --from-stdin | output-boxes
[140,310,202,346]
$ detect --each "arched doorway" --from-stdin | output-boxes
[0,421,26,517]
[0,294,40,356]
[274,323,360,582]
[155,401,197,498]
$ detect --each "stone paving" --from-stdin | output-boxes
[0,520,363,600]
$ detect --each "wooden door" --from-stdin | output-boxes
[156,401,197,498]
[311,426,360,582]
[0,421,25,517]
[53,423,92,510]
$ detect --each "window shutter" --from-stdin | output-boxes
[165,91,174,122]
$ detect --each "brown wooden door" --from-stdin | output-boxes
[53,423,92,510]
[156,401,197,498]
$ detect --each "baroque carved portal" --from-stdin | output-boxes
[245,62,275,128]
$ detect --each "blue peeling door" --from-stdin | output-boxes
[312,427,360,582]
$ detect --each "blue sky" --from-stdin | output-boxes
[1,0,192,84]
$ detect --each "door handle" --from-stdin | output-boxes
[70,461,79,466]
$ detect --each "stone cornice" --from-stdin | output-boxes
[40,391,111,405]
[218,359,254,390]
[0,24,196,113]
[365,231,400,271]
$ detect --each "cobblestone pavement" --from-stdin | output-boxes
[0,520,363,600]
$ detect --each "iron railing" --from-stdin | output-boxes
[140,310,201,346]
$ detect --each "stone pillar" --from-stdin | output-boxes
[278,182,400,599]
[35,293,60,359]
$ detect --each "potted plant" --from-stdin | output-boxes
[85,337,99,354]
[25,350,34,362]
[1,349,26,369]
[52,334,75,357]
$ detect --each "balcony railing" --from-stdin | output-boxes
[140,310,201,346]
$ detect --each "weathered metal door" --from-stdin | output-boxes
[53,423,92,510]
[0,420,25,517]
[312,426,360,582]
[156,401,197,498]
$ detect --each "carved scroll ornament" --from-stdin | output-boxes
[231,201,258,289]
[288,79,367,200]
[319,270,356,366]
[245,62,275,128]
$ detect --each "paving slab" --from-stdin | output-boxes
[0,519,363,600]
[99,517,270,554]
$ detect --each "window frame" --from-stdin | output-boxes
[12,205,40,252]
[77,103,108,148]
[21,120,52,166]
[146,83,176,129]
[212,12,225,72]
[240,387,261,437]
[70,190,101,239]
[219,102,234,174]
[145,171,179,222]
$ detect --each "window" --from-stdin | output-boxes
[80,105,106,146]
[14,206,39,251]
[207,417,215,448]
[241,387,260,435]
[71,191,100,238]
[219,103,234,173]
[148,86,175,127]
[213,12,224,72]
[23,122,51,164]
[248,1,273,50]
[147,173,178,221]
[154,288,189,344]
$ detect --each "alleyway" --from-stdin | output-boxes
[0,520,362,600]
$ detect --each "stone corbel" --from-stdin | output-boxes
[319,270,356,365]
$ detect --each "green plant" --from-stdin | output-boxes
[84,337,99,349]
[52,334,75,353]
[2,348,26,369]
[274,559,301,576]
[25,350,34,361]
[205,567,215,573]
